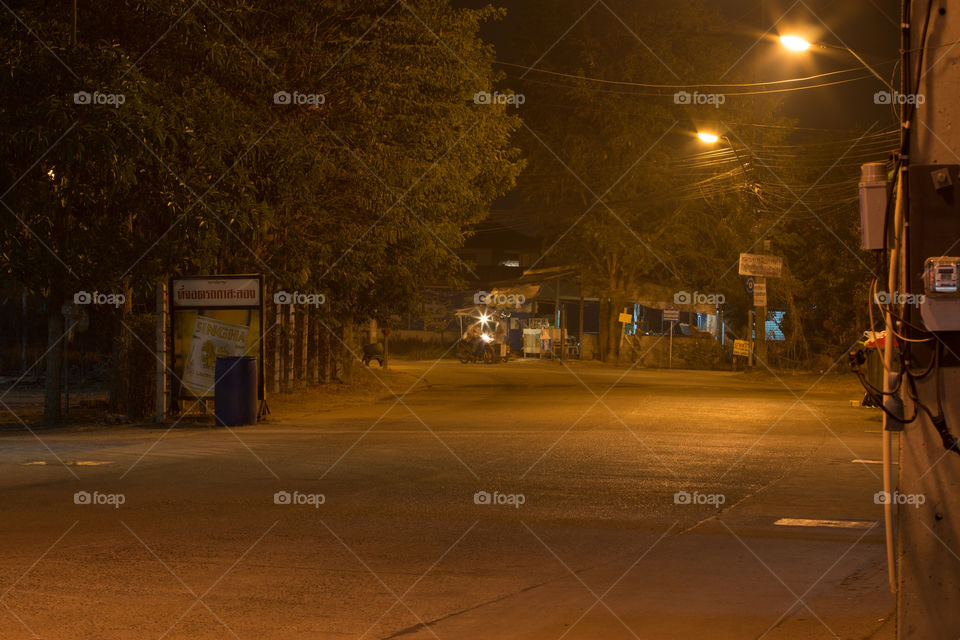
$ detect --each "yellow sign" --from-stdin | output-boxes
[733,339,751,357]
[174,310,260,398]
[618,313,633,323]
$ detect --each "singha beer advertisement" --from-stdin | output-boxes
[171,276,264,400]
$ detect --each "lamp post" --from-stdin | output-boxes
[697,132,754,192]
[697,130,766,364]
[778,34,893,92]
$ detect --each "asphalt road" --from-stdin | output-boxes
[0,359,895,639]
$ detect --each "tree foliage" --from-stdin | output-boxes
[0,0,522,419]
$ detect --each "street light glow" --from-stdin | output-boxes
[780,35,812,52]
[697,131,719,144]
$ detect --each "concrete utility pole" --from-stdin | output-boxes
[155,283,166,423]
[899,2,960,636]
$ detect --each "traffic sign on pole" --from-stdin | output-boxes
[753,281,767,307]
[738,253,782,278]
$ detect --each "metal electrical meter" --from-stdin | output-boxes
[921,257,960,332]
[909,166,960,342]
[924,257,960,295]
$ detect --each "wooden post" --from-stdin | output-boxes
[668,320,674,369]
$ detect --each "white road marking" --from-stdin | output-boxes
[23,460,112,466]
[851,459,896,465]
[774,518,877,529]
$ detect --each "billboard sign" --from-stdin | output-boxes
[170,275,263,402]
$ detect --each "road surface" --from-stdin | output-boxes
[0,359,895,639]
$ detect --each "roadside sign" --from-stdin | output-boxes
[618,312,633,323]
[743,276,755,296]
[733,339,751,357]
[170,275,264,401]
[663,309,680,322]
[739,253,782,278]
[753,281,767,307]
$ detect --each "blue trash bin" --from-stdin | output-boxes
[214,356,258,426]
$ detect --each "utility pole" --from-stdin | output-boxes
[756,275,767,362]
[756,240,773,364]
[898,2,960,636]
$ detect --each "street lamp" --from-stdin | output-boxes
[778,33,893,92]
[696,131,719,144]
[697,131,753,189]
[697,130,766,365]
[779,35,811,52]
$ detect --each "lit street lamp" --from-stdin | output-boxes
[696,131,719,144]
[778,35,811,52]
[696,131,754,193]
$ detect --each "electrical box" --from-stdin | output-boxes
[859,162,889,250]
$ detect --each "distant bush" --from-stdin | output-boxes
[678,336,725,370]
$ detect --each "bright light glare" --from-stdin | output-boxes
[780,35,811,52]
[479,314,489,324]
[480,333,492,343]
[697,132,719,144]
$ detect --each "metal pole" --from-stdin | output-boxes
[577,296,584,359]
[554,282,560,327]
[820,43,893,91]
[560,304,566,360]
[757,275,767,363]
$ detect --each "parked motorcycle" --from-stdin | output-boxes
[455,335,498,364]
